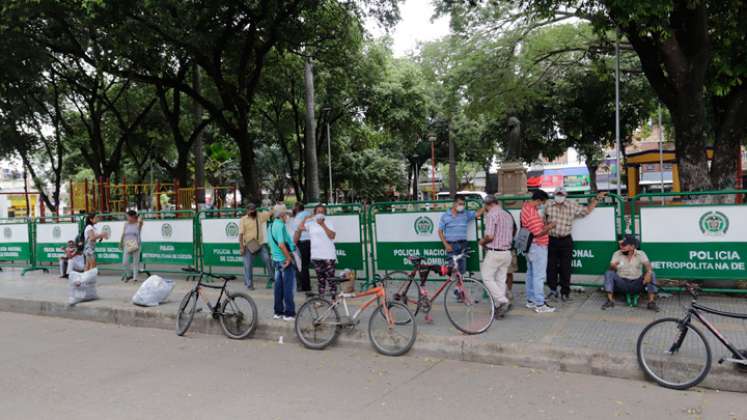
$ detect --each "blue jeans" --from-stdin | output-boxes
[243,245,272,288]
[604,271,658,295]
[525,244,548,306]
[447,240,469,274]
[273,261,296,317]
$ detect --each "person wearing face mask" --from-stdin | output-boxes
[544,187,605,302]
[602,235,659,312]
[239,203,273,290]
[438,195,485,275]
[268,204,297,321]
[519,189,556,313]
[298,204,338,296]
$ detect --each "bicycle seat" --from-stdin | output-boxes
[219,274,236,281]
[327,276,349,284]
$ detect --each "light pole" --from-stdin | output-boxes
[658,105,665,193]
[322,107,333,204]
[614,32,622,197]
[429,135,437,199]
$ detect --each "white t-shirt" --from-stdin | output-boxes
[308,219,337,261]
[84,225,96,243]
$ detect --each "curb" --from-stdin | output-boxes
[1,297,744,393]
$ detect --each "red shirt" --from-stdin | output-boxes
[520,202,548,247]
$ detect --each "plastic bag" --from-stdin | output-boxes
[68,268,99,305]
[132,275,175,307]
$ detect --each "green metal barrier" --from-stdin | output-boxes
[494,193,625,279]
[0,217,33,272]
[365,199,484,288]
[631,190,747,294]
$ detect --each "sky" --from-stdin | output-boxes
[366,0,451,57]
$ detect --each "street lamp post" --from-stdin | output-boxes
[326,121,333,204]
[614,32,622,197]
[429,135,437,199]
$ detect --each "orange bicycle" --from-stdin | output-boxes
[294,277,416,356]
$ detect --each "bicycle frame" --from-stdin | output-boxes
[193,274,231,315]
[320,285,393,326]
[396,255,466,305]
[681,304,747,363]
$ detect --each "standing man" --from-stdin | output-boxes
[520,190,556,313]
[267,204,297,321]
[545,187,606,302]
[438,196,485,275]
[479,195,515,318]
[239,203,273,290]
[291,202,312,293]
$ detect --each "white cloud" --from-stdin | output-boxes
[367,0,451,57]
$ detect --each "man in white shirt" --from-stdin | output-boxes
[297,204,337,296]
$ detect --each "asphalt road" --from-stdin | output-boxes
[0,312,744,420]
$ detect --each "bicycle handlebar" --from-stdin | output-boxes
[181,267,236,281]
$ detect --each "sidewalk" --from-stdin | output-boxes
[1,267,745,392]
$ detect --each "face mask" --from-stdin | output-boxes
[314,213,325,221]
[554,195,566,204]
[456,205,466,213]
[538,204,545,213]
[622,250,631,256]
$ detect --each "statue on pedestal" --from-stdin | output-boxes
[498,116,528,196]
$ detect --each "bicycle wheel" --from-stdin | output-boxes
[219,292,258,340]
[637,317,712,390]
[295,297,340,350]
[368,302,417,356]
[385,273,421,317]
[175,290,198,336]
[443,277,495,335]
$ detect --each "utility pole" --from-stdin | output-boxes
[326,120,333,204]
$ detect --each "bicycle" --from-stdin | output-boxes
[636,282,747,390]
[294,276,416,356]
[384,251,495,335]
[175,268,258,340]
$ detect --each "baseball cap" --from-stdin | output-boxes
[555,186,567,196]
[246,203,257,211]
[483,194,497,205]
[620,235,639,247]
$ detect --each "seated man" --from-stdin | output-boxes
[601,235,659,312]
[59,240,77,279]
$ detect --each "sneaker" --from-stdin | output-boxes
[525,301,537,309]
[547,290,559,302]
[495,303,510,319]
[647,301,660,312]
[273,314,282,320]
[601,300,615,310]
[534,304,556,313]
[560,294,572,302]
[247,285,255,291]
[282,316,295,322]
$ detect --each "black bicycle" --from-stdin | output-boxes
[636,283,747,390]
[176,268,258,339]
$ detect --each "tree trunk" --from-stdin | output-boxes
[192,64,206,206]
[671,106,711,192]
[448,121,457,198]
[586,162,599,193]
[303,59,320,202]
[236,132,260,204]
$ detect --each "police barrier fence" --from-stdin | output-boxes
[0,217,32,269]
[633,191,747,285]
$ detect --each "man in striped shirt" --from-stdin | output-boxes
[520,190,556,313]
[479,195,516,318]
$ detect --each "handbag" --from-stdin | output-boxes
[245,218,262,254]
[124,239,140,253]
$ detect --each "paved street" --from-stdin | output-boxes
[0,312,745,420]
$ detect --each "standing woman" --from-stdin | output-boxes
[83,213,109,271]
[120,210,144,282]
[299,205,337,296]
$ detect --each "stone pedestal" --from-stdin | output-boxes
[497,162,528,196]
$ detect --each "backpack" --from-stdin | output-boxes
[513,209,533,255]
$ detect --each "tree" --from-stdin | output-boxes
[440,0,747,192]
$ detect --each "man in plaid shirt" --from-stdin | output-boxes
[544,187,605,301]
